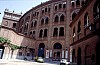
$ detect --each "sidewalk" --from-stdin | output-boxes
[0,59,59,65]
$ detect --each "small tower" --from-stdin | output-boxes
[1,9,22,30]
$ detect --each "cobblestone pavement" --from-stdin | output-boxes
[0,59,60,65]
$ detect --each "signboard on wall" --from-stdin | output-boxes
[46,50,49,58]
[65,51,68,58]
[50,50,52,58]
[62,50,64,58]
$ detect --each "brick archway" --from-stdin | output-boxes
[38,43,45,57]
[53,43,62,60]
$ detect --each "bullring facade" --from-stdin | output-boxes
[0,0,98,64]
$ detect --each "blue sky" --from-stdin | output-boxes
[0,0,49,24]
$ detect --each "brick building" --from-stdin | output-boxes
[70,0,99,65]
[0,0,99,64]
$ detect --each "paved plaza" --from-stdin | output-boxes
[0,59,60,65]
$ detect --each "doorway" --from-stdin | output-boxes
[38,43,45,57]
[77,47,81,65]
[0,46,5,59]
[96,42,100,65]
[53,43,62,60]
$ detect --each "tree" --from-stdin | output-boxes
[0,37,22,59]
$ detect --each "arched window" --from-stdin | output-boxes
[39,29,43,38]
[53,28,58,37]
[41,19,44,25]
[53,43,62,49]
[45,8,47,12]
[48,7,50,12]
[63,2,66,8]
[59,4,62,9]
[26,16,30,22]
[55,5,57,11]
[30,31,32,35]
[72,2,75,7]
[45,17,49,24]
[24,25,27,30]
[81,1,85,6]
[84,13,89,27]
[33,31,35,38]
[24,23,28,31]
[12,23,16,28]
[31,22,33,27]
[44,29,48,37]
[59,27,64,36]
[77,21,81,33]
[60,14,64,22]
[26,24,28,29]
[54,15,59,22]
[72,13,77,20]
[42,10,44,14]
[34,21,37,27]
[76,0,80,6]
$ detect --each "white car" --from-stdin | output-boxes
[60,59,70,65]
[36,57,44,63]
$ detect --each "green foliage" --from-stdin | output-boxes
[0,37,22,50]
[9,44,22,50]
[0,37,11,44]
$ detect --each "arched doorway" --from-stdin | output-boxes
[0,46,5,59]
[38,43,45,57]
[53,43,62,60]
[77,47,81,65]
[96,41,100,65]
[85,45,92,65]
[72,49,75,62]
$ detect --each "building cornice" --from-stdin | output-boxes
[70,29,99,46]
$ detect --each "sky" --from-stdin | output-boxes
[0,0,49,24]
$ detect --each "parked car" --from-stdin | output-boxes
[60,59,70,65]
[34,57,44,63]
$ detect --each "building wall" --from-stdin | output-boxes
[0,27,35,60]
[70,0,99,65]
[17,0,71,60]
[0,0,89,61]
